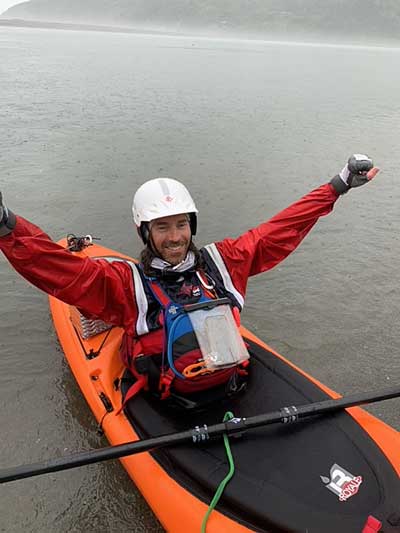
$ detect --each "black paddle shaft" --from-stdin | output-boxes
[1,385,399,484]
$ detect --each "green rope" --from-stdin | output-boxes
[201,411,235,533]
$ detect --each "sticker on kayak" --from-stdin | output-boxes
[320,463,363,501]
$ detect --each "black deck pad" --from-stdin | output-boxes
[122,339,400,533]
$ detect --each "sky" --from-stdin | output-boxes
[0,0,25,15]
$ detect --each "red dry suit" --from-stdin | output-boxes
[0,183,339,395]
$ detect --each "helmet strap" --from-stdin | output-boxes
[189,213,197,236]
[139,222,150,244]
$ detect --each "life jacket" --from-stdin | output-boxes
[119,264,249,408]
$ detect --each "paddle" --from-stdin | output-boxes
[1,385,399,484]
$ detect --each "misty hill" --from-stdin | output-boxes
[3,0,400,41]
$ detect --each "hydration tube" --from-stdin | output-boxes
[166,312,187,380]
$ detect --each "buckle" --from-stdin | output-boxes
[159,373,174,399]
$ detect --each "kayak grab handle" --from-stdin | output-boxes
[66,234,100,252]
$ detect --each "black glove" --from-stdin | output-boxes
[330,154,375,194]
[0,192,16,237]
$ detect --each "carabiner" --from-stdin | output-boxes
[183,361,214,378]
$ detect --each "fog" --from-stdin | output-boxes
[1,0,400,48]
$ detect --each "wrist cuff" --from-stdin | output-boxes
[330,175,350,195]
[0,209,16,236]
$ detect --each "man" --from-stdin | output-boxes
[0,155,379,405]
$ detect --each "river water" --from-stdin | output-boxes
[0,27,399,532]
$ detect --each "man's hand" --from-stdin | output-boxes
[0,192,16,236]
[330,154,380,194]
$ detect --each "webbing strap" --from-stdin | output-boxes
[115,375,147,416]
[148,280,171,306]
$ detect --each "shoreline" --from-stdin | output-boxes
[0,18,181,36]
[1,18,399,50]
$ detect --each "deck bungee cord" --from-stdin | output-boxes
[66,233,99,252]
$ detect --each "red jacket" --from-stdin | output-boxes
[0,183,339,336]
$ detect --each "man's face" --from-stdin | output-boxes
[150,214,191,265]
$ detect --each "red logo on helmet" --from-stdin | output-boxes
[165,196,173,202]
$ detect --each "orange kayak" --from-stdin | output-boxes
[49,240,400,533]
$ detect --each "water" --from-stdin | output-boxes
[1,27,400,532]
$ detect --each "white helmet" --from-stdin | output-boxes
[132,178,198,243]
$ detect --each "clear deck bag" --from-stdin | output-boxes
[188,303,250,370]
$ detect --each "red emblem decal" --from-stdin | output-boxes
[339,476,363,501]
[321,463,363,502]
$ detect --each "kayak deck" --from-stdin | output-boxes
[123,338,400,532]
